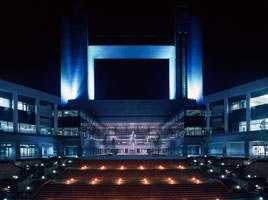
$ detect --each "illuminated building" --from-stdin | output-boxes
[0,79,60,159]
[204,77,268,158]
[58,4,204,156]
[60,5,203,103]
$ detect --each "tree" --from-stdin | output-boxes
[152,134,162,155]
[201,131,211,157]
[102,134,108,155]
[111,138,116,155]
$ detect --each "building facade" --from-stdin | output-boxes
[204,77,268,158]
[60,5,203,103]
[0,79,60,159]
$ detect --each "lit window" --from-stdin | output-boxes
[0,97,10,108]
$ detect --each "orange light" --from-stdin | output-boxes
[120,166,124,170]
[159,165,164,170]
[91,180,96,184]
[94,178,98,181]
[168,177,171,181]
[170,180,174,184]
[66,180,70,184]
[143,178,149,184]
[101,166,105,170]
[70,178,74,181]
[196,179,200,184]
[192,177,195,181]
[117,178,123,185]
[140,165,144,170]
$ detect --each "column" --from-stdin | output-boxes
[246,92,251,132]
[182,144,187,157]
[54,104,58,135]
[244,141,249,158]
[224,98,229,134]
[12,93,18,133]
[37,144,42,158]
[35,98,40,134]
[15,143,20,159]
[206,103,210,133]
[222,143,227,157]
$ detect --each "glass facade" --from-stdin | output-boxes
[18,123,36,134]
[229,96,246,133]
[0,143,12,157]
[0,120,13,132]
[250,88,268,131]
[0,97,11,108]
[20,144,36,158]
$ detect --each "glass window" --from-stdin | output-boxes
[17,101,34,112]
[20,144,36,158]
[185,110,202,116]
[251,118,268,131]
[230,99,246,111]
[1,143,12,157]
[63,127,79,136]
[0,121,13,132]
[0,97,10,108]
[57,111,63,117]
[251,94,268,107]
[63,110,78,117]
[238,121,246,132]
[40,125,52,135]
[18,123,36,134]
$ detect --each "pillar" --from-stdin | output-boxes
[206,103,210,133]
[246,92,251,132]
[35,98,40,134]
[15,143,20,160]
[222,143,227,157]
[182,144,187,157]
[54,104,58,135]
[224,98,229,134]
[12,93,18,133]
[244,141,249,158]
[37,144,42,158]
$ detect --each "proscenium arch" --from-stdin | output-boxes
[88,45,176,100]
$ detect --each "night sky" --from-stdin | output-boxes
[1,0,268,98]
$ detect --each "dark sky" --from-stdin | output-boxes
[1,0,268,98]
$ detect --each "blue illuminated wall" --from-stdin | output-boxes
[61,8,88,104]
[189,16,203,103]
[87,45,176,100]
[174,9,203,103]
[61,7,203,104]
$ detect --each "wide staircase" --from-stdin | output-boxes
[34,159,234,199]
